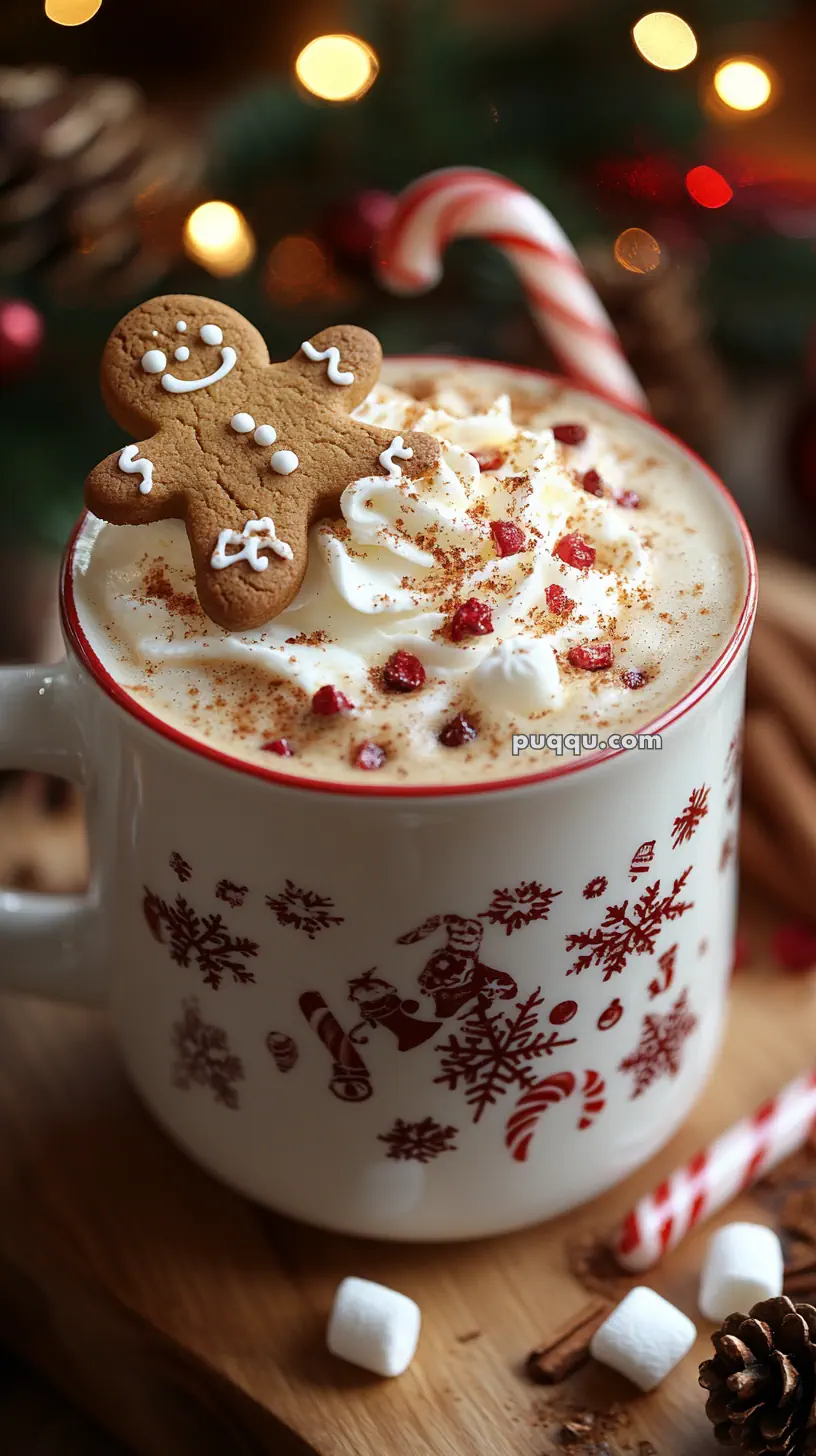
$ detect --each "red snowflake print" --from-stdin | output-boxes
[378,1116,458,1164]
[435,989,569,1123]
[719,833,736,873]
[169,851,192,883]
[671,785,710,848]
[583,876,607,900]
[565,869,693,981]
[724,729,743,811]
[142,888,258,989]
[619,989,698,1099]
[216,879,248,909]
[265,880,343,939]
[482,882,561,936]
[171,998,244,1109]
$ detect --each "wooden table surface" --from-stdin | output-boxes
[0,894,811,1455]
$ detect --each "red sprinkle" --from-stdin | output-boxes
[582,468,604,497]
[312,685,353,716]
[473,449,505,472]
[383,650,426,693]
[568,643,613,671]
[490,520,527,558]
[355,741,387,771]
[615,488,641,509]
[553,423,588,446]
[439,712,478,748]
[545,583,575,617]
[553,532,596,571]
[262,737,293,757]
[621,669,648,689]
[449,598,494,642]
[771,923,816,973]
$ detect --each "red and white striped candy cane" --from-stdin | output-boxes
[614,1069,816,1273]
[378,167,648,414]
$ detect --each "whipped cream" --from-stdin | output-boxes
[72,365,745,786]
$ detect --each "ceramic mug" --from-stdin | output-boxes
[0,359,757,1241]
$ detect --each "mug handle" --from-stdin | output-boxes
[0,664,103,1005]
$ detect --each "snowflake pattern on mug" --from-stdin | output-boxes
[266,879,344,939]
[171,998,244,1109]
[565,869,693,981]
[143,888,258,989]
[618,989,698,1099]
[169,850,192,883]
[583,876,607,900]
[481,881,561,935]
[378,1116,458,1163]
[434,988,572,1124]
[216,878,248,908]
[724,729,743,812]
[671,785,710,849]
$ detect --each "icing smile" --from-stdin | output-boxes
[161,346,238,394]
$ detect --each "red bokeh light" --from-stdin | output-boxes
[686,165,734,209]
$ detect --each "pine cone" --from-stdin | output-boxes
[699,1296,816,1454]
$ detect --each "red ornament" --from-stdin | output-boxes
[553,532,596,570]
[549,1000,578,1026]
[324,189,397,273]
[597,998,623,1032]
[0,298,44,379]
[449,598,494,642]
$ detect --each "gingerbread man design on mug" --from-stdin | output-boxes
[84,295,440,632]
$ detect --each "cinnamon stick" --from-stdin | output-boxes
[748,620,816,767]
[525,1298,613,1384]
[742,712,816,884]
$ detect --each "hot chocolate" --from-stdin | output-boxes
[73,359,746,787]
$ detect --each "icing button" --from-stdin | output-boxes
[254,424,277,446]
[230,412,256,434]
[271,449,299,475]
[200,323,223,346]
[140,349,167,374]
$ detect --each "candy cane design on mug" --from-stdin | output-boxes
[299,991,373,1102]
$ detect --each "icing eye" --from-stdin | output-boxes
[151,329,158,337]
[141,349,167,375]
[271,449,299,475]
[253,424,276,446]
[176,320,187,332]
[230,412,255,433]
[200,323,223,346]
[174,346,190,362]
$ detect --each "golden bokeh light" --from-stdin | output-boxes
[614,228,662,274]
[295,34,379,102]
[266,235,331,305]
[713,58,773,112]
[44,0,102,24]
[632,12,698,71]
[183,202,256,277]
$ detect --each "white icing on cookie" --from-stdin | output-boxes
[300,339,354,386]
[151,330,158,338]
[254,424,276,446]
[176,320,187,332]
[379,435,413,479]
[230,412,255,433]
[162,347,237,394]
[271,449,299,475]
[200,323,223,346]
[174,345,190,362]
[141,349,166,375]
[211,517,294,571]
[119,444,154,495]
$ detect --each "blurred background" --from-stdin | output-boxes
[1,0,815,923]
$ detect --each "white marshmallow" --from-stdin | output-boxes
[699,1222,784,1323]
[589,1287,696,1392]
[327,1276,421,1377]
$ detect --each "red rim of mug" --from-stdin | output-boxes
[60,356,758,800]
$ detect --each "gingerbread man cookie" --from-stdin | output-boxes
[85,295,440,631]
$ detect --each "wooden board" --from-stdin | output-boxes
[0,900,812,1456]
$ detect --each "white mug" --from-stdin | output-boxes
[0,360,757,1241]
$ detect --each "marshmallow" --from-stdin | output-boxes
[327,1276,421,1377]
[589,1287,696,1392]
[699,1222,784,1323]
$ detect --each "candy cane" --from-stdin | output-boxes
[614,1069,816,1272]
[378,167,648,413]
[578,1069,606,1131]
[506,1071,576,1162]
[299,991,373,1104]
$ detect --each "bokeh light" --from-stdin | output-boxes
[266,235,332,305]
[632,12,698,71]
[44,0,102,22]
[295,35,379,102]
[714,58,773,112]
[614,228,663,274]
[183,202,256,277]
[686,165,733,210]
